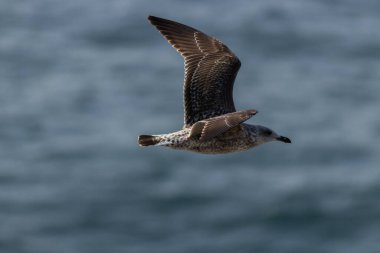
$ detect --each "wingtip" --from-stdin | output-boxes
[148,15,165,26]
[148,16,178,26]
[148,15,162,22]
[147,15,154,22]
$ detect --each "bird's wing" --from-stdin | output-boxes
[189,109,257,142]
[148,16,241,127]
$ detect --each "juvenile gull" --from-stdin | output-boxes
[138,16,291,154]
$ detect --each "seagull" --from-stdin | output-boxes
[138,16,291,154]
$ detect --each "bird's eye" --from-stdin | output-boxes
[266,130,272,135]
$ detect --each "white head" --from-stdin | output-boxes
[255,125,291,145]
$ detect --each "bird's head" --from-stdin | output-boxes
[256,125,291,144]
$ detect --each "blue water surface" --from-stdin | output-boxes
[1,0,380,252]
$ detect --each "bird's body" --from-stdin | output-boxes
[140,124,259,154]
[138,16,291,154]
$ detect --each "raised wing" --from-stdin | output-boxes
[148,16,241,127]
[189,109,257,142]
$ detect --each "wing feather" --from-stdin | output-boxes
[148,16,241,126]
[189,110,258,142]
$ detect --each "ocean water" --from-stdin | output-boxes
[1,0,380,252]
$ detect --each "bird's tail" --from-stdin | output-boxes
[138,135,160,146]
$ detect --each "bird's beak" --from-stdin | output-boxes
[276,136,291,143]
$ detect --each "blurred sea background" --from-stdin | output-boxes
[1,0,380,252]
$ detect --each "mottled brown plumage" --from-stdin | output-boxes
[148,16,241,127]
[138,16,291,154]
[189,110,257,142]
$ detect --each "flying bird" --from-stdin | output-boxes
[138,16,291,154]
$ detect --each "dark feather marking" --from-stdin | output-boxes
[148,16,242,127]
[189,109,257,142]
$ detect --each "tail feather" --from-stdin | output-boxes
[138,135,160,146]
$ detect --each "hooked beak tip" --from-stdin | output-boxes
[277,136,291,143]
